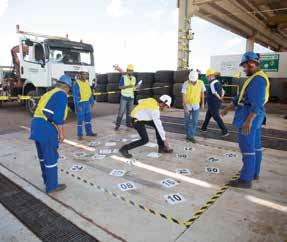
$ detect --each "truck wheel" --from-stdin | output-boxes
[25,90,38,116]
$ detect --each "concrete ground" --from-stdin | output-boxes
[0,102,286,242]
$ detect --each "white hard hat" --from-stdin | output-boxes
[189,70,198,82]
[159,95,172,107]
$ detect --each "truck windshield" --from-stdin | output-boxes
[49,47,93,66]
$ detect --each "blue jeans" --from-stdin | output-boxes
[184,109,199,139]
[116,96,134,126]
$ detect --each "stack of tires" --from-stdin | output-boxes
[172,70,189,109]
[135,72,154,102]
[95,74,108,102]
[152,70,174,101]
[107,72,121,103]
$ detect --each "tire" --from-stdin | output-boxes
[135,95,151,104]
[173,83,183,96]
[25,90,38,116]
[154,70,174,83]
[172,97,183,109]
[152,95,161,101]
[136,72,155,82]
[95,84,108,102]
[107,73,122,84]
[174,70,189,83]
[107,83,120,103]
[96,74,108,84]
[152,83,172,95]
[108,93,120,103]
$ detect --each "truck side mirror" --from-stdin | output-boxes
[24,39,34,46]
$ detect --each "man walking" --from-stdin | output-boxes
[221,52,270,188]
[115,64,137,130]
[119,95,173,158]
[201,69,229,136]
[73,69,97,140]
[182,70,206,143]
[30,75,71,194]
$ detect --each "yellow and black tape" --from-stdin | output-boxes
[184,172,240,227]
[60,167,240,228]
[59,168,187,228]
[0,85,170,101]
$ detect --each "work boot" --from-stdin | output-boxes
[200,128,207,132]
[254,175,259,180]
[186,137,196,143]
[115,125,120,131]
[78,136,83,141]
[222,131,229,137]
[87,132,97,137]
[119,147,133,158]
[47,184,67,194]
[158,146,173,154]
[228,179,252,189]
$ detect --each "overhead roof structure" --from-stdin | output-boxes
[177,0,287,69]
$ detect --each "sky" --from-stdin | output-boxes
[0,0,272,73]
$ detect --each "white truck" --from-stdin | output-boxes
[0,25,95,114]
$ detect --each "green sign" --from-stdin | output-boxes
[260,54,280,72]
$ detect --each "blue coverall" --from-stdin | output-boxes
[73,81,94,137]
[30,91,67,192]
[232,76,266,182]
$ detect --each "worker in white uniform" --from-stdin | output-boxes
[119,95,173,158]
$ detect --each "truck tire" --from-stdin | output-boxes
[173,70,189,83]
[25,90,38,116]
[173,83,184,97]
[95,84,108,102]
[96,74,108,84]
[136,72,155,82]
[107,73,121,84]
[172,97,183,109]
[152,83,172,95]
[154,70,174,83]
[95,84,107,93]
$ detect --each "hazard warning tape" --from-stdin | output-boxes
[60,167,240,228]
[0,85,170,101]
[184,172,240,227]
[59,168,187,228]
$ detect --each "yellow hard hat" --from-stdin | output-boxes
[127,64,134,71]
[206,69,219,76]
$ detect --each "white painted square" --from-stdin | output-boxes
[105,142,117,147]
[92,154,106,160]
[88,141,101,147]
[70,164,85,172]
[147,152,161,158]
[118,181,136,191]
[164,193,186,205]
[184,146,193,151]
[206,156,220,163]
[73,152,86,160]
[110,169,126,177]
[99,149,112,155]
[176,153,188,159]
[145,142,157,148]
[160,178,178,188]
[205,167,220,174]
[223,153,238,159]
[175,168,192,175]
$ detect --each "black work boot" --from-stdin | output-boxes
[87,132,97,137]
[47,184,67,194]
[254,175,259,180]
[115,125,120,131]
[228,179,252,189]
[158,146,173,154]
[119,147,133,158]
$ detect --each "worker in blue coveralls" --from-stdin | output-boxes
[221,51,270,188]
[73,70,97,140]
[30,75,72,194]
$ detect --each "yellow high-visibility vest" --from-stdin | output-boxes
[185,80,204,105]
[34,88,68,121]
[238,70,270,105]
[76,79,92,102]
[131,98,158,118]
[121,75,136,98]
